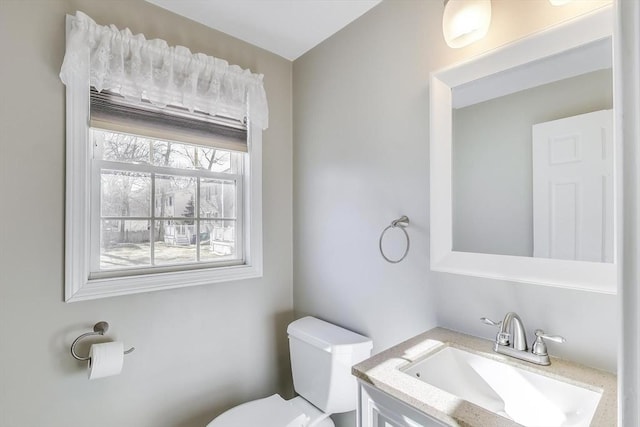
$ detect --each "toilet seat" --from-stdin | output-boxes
[206,394,310,427]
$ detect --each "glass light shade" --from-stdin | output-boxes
[442,0,492,48]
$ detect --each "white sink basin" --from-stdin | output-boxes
[401,346,602,427]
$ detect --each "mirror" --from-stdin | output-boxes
[452,39,613,262]
[430,6,617,293]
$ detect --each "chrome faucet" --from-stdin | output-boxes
[481,312,565,366]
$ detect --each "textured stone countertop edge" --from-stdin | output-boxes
[352,327,617,427]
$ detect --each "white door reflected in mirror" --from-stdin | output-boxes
[532,110,613,262]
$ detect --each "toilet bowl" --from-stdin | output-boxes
[207,394,334,427]
[207,317,373,427]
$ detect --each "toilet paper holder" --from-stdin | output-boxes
[70,321,135,361]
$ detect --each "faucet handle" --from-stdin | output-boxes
[535,329,566,343]
[480,317,502,327]
[532,329,566,356]
[481,317,509,345]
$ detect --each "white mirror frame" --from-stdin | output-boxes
[430,6,618,294]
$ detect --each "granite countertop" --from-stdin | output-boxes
[352,327,616,427]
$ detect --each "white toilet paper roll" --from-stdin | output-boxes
[88,341,124,380]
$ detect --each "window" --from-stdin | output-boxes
[63,88,263,301]
[88,87,248,275]
[60,12,267,301]
[63,88,263,302]
[92,130,244,277]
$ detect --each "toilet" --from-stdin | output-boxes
[207,316,373,427]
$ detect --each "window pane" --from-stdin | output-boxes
[101,170,151,217]
[154,221,197,265]
[200,220,237,261]
[200,179,236,218]
[100,220,150,269]
[196,148,237,173]
[222,181,236,218]
[99,131,151,164]
[152,141,195,169]
[155,175,196,218]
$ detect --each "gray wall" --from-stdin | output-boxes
[292,4,441,424]
[453,70,613,257]
[620,1,640,423]
[293,1,615,426]
[0,1,293,426]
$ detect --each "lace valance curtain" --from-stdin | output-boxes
[60,11,269,130]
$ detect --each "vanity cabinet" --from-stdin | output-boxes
[357,381,447,427]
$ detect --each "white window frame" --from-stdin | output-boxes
[64,77,263,302]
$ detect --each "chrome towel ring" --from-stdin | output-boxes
[379,216,410,263]
[70,321,135,361]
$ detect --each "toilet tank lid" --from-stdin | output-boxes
[287,316,372,353]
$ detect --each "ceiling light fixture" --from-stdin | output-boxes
[442,0,492,48]
[549,0,572,5]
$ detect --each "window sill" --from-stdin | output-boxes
[65,262,262,302]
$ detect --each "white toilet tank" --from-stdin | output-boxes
[287,317,373,415]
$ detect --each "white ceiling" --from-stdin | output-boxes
[146,0,382,61]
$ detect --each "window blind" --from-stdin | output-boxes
[90,89,248,153]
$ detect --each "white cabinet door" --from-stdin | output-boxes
[532,109,613,262]
[357,382,446,427]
